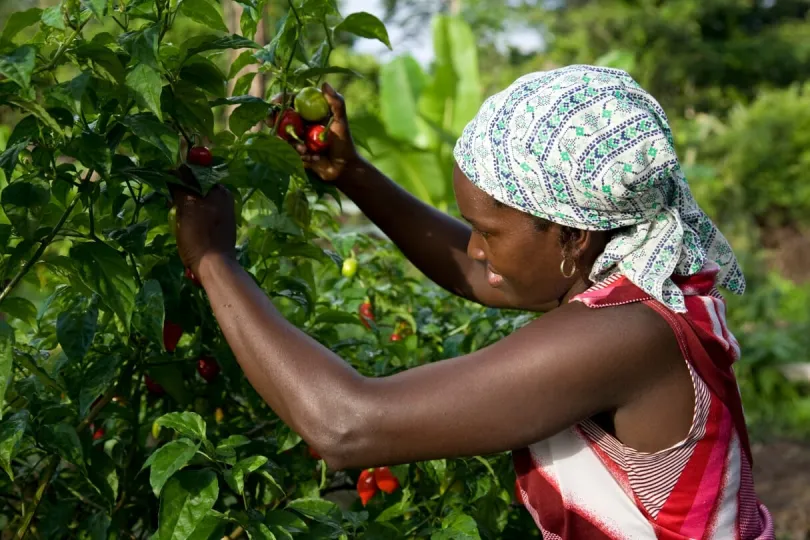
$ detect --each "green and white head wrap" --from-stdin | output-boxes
[453,65,745,312]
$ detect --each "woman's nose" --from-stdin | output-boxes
[467,233,487,261]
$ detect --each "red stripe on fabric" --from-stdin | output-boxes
[513,449,620,539]
[655,394,724,532]
[679,407,733,538]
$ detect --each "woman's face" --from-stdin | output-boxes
[452,165,599,311]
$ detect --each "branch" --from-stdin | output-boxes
[34,19,90,75]
[0,192,83,308]
[14,458,58,540]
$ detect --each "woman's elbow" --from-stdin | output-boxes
[304,389,384,471]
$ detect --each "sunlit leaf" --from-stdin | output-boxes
[334,12,391,49]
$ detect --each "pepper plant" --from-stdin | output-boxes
[0,0,539,538]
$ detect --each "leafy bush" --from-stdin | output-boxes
[0,0,548,537]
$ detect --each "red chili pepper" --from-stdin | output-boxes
[389,333,402,342]
[92,427,105,441]
[188,146,213,167]
[357,469,378,506]
[275,109,304,143]
[359,302,374,330]
[374,466,399,494]
[196,356,220,383]
[185,267,202,288]
[144,375,165,396]
[305,124,332,154]
[163,320,183,353]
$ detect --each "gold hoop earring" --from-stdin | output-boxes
[560,258,577,279]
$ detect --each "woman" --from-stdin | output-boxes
[172,65,773,538]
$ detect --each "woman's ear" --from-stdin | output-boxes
[570,229,611,270]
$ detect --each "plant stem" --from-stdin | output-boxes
[34,19,89,75]
[14,458,59,540]
[241,187,258,205]
[0,193,82,308]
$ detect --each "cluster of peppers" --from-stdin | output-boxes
[269,86,334,154]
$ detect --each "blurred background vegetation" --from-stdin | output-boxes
[2,0,809,445]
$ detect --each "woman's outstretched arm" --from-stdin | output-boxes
[174,186,684,470]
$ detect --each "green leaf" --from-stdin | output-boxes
[256,13,298,66]
[155,412,207,441]
[75,44,126,84]
[264,510,307,535]
[429,15,482,136]
[232,72,256,97]
[132,280,164,347]
[145,438,200,496]
[70,242,137,328]
[157,469,219,540]
[65,131,112,175]
[270,276,314,316]
[209,95,265,107]
[1,179,50,241]
[41,6,66,30]
[42,423,84,470]
[6,96,67,137]
[298,0,341,20]
[1,8,43,43]
[0,142,27,180]
[229,50,259,78]
[179,0,229,33]
[185,511,228,540]
[8,115,41,146]
[183,34,260,60]
[180,57,227,98]
[78,512,111,540]
[78,356,122,417]
[82,0,107,19]
[112,154,176,195]
[225,455,268,496]
[164,83,215,139]
[291,66,360,85]
[286,498,341,527]
[430,513,481,540]
[56,298,99,361]
[244,133,305,182]
[379,55,428,145]
[127,64,164,120]
[186,163,228,195]
[0,46,37,89]
[2,296,38,327]
[0,411,30,480]
[230,101,270,135]
[312,310,365,327]
[213,434,250,461]
[119,26,160,69]
[334,12,391,49]
[121,113,180,165]
[107,221,149,255]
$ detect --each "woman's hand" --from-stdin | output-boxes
[170,178,237,275]
[296,82,360,183]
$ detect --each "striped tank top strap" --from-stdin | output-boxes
[643,300,754,467]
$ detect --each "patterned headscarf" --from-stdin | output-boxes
[453,65,745,312]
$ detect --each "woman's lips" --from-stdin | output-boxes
[486,265,504,287]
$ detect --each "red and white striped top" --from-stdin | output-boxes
[513,268,774,539]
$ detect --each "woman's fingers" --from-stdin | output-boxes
[321,82,346,121]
